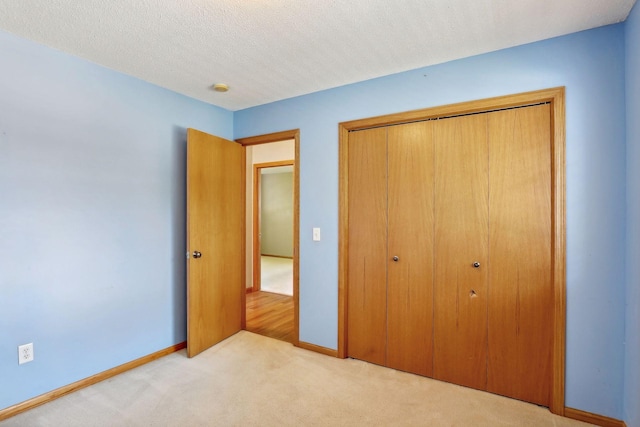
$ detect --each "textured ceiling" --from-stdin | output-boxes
[0,0,636,111]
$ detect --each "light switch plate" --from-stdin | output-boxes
[312,228,321,241]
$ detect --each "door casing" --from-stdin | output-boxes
[338,88,566,414]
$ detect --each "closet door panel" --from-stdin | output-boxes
[487,105,552,406]
[347,128,388,366]
[433,115,489,390]
[387,122,434,377]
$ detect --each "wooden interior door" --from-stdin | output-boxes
[487,105,552,406]
[386,122,435,376]
[433,114,489,390]
[347,127,388,366]
[187,128,245,358]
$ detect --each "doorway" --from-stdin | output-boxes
[252,161,295,295]
[237,130,300,346]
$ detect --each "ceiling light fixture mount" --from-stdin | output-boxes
[212,83,229,92]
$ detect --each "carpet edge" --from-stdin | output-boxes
[0,341,187,422]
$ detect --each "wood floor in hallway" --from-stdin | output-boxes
[246,291,294,343]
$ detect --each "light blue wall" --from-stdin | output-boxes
[0,30,233,409]
[235,25,628,418]
[625,2,640,426]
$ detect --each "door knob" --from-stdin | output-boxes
[392,256,399,262]
[473,262,480,268]
[193,251,202,259]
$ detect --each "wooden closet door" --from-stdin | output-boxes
[387,122,435,376]
[433,114,489,390]
[487,104,552,406]
[347,127,388,366]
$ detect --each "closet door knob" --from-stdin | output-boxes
[193,251,202,259]
[392,256,399,262]
[473,262,480,268]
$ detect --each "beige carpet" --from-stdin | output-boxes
[1,331,593,426]
[261,256,293,295]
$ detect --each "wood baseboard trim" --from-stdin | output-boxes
[564,407,627,427]
[261,254,294,259]
[6,343,627,427]
[297,341,338,357]
[0,341,187,422]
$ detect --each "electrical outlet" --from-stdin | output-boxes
[18,343,34,365]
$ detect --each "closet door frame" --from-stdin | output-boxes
[337,87,566,415]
